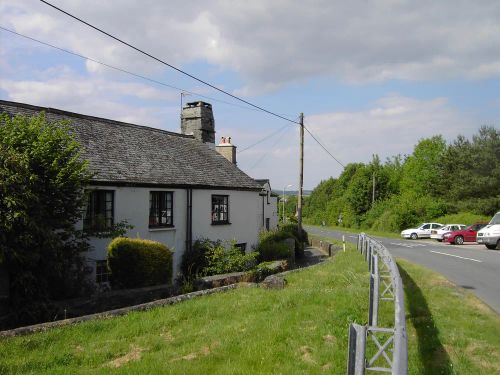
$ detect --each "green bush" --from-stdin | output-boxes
[256,234,291,262]
[251,261,287,282]
[365,192,448,232]
[203,241,258,276]
[432,212,490,226]
[280,223,309,258]
[107,237,173,288]
[181,238,214,279]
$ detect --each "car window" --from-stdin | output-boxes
[432,224,441,229]
[422,224,430,230]
[489,213,500,225]
[450,225,456,231]
[442,226,450,231]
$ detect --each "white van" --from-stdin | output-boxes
[476,211,500,250]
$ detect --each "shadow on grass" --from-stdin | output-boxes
[398,265,453,375]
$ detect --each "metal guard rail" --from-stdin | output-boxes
[347,233,408,374]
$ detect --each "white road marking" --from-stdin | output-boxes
[348,235,358,239]
[390,242,414,248]
[430,250,482,263]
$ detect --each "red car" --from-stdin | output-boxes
[443,222,488,245]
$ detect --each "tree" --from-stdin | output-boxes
[0,112,91,325]
[400,136,447,197]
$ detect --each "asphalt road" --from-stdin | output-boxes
[305,225,500,314]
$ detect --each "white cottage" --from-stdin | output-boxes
[0,100,278,284]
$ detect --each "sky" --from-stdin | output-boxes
[1,0,499,190]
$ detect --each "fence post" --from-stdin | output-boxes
[347,323,366,375]
[347,235,407,375]
[369,254,379,327]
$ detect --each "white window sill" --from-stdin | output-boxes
[148,227,176,232]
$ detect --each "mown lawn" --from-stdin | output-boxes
[0,241,499,374]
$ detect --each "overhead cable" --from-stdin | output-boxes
[40,0,299,125]
[0,26,263,113]
[303,125,345,167]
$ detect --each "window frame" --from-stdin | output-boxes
[149,191,174,228]
[235,243,247,254]
[211,194,230,225]
[95,260,110,284]
[84,190,114,232]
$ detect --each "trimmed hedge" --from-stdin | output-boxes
[107,237,173,289]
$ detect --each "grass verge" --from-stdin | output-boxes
[398,258,500,374]
[306,223,402,239]
[0,247,369,375]
[309,233,499,373]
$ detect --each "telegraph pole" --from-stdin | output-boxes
[297,113,304,233]
[372,172,376,207]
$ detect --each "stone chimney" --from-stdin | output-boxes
[216,136,237,165]
[181,101,215,144]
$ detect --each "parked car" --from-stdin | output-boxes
[443,222,488,245]
[401,223,444,240]
[430,224,467,241]
[477,212,500,250]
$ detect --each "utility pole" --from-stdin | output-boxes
[372,172,376,207]
[297,112,304,234]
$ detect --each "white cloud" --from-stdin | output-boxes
[2,0,500,94]
[238,95,476,188]
[0,73,179,129]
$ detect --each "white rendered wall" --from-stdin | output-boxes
[260,182,279,231]
[83,186,263,280]
[84,186,186,280]
[191,190,261,252]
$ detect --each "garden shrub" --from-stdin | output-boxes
[181,238,214,279]
[107,237,173,288]
[252,261,287,282]
[203,241,258,276]
[256,236,291,262]
[280,223,309,258]
[256,229,292,261]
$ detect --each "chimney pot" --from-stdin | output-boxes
[216,136,237,165]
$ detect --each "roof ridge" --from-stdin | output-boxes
[0,99,194,139]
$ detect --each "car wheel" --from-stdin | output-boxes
[455,236,464,245]
[485,244,496,250]
[410,233,418,240]
[437,239,442,242]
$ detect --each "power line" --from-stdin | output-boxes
[0,26,265,113]
[238,123,292,154]
[15,0,345,167]
[40,0,299,126]
[248,125,294,170]
[0,25,302,155]
[238,116,299,154]
[303,124,345,167]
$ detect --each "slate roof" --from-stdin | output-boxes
[0,100,262,191]
[255,179,270,187]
